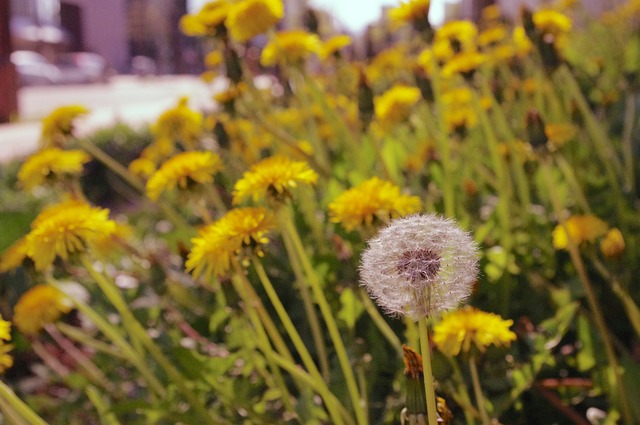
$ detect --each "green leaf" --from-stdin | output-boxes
[337,287,365,330]
[576,314,596,371]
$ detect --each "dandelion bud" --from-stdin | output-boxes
[526,109,548,153]
[224,42,243,84]
[357,67,375,129]
[360,214,479,320]
[600,228,625,259]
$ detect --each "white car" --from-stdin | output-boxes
[10,50,62,86]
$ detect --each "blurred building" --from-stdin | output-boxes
[8,0,192,74]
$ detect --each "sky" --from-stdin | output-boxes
[188,0,448,33]
[310,0,447,32]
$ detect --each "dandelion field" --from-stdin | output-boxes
[1,1,640,424]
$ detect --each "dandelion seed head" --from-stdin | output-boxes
[360,214,478,320]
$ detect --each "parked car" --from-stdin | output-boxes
[10,50,61,86]
[56,52,114,84]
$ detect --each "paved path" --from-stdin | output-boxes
[0,75,220,164]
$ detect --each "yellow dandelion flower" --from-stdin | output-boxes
[442,87,477,132]
[365,45,410,83]
[227,0,283,43]
[436,20,478,52]
[433,306,516,357]
[600,228,625,259]
[26,200,117,270]
[512,26,533,57]
[441,51,487,79]
[0,343,12,374]
[204,50,224,68]
[232,155,318,204]
[374,84,421,129]
[329,177,422,231]
[180,0,230,37]
[478,25,507,47]
[261,30,321,67]
[552,215,609,250]
[13,285,72,335]
[40,105,89,148]
[0,315,10,341]
[0,237,29,273]
[320,35,352,59]
[532,10,572,36]
[388,0,431,28]
[152,98,203,148]
[18,147,91,191]
[481,4,502,22]
[128,157,157,178]
[186,207,275,279]
[146,151,222,201]
[544,123,577,150]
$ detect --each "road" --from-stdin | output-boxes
[0,75,221,163]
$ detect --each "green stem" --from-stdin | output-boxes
[45,324,117,395]
[556,66,624,210]
[0,395,30,425]
[229,263,298,417]
[429,56,455,217]
[541,158,633,424]
[291,69,330,172]
[270,352,356,425]
[554,154,592,214]
[418,318,439,425]
[80,257,215,425]
[279,206,367,425]
[622,92,636,194]
[59,287,167,397]
[469,355,491,425]
[55,322,126,359]
[0,380,48,425]
[279,210,332,380]
[358,290,403,357]
[252,259,349,425]
[85,385,121,425]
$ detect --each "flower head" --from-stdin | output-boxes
[146,151,223,201]
[179,0,230,37]
[0,237,29,273]
[436,20,478,52]
[13,285,72,335]
[320,35,352,60]
[360,214,479,320]
[152,98,203,148]
[441,51,487,79]
[388,0,431,35]
[374,84,421,129]
[532,10,572,36]
[18,148,91,191]
[552,215,608,250]
[600,228,625,259]
[232,155,318,204]
[261,30,321,67]
[0,315,12,374]
[432,306,516,356]
[0,316,10,341]
[227,0,283,42]
[26,200,117,270]
[186,207,275,279]
[40,105,89,147]
[329,177,421,231]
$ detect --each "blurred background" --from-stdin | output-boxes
[0,0,621,127]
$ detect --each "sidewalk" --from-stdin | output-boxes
[0,75,218,164]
